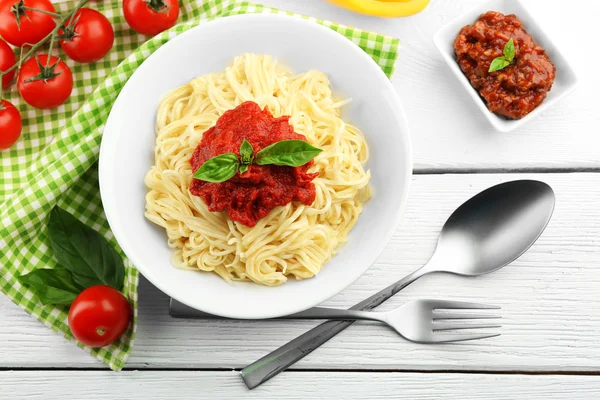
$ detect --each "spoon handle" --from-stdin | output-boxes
[240,268,426,389]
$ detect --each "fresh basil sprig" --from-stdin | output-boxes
[17,267,82,306]
[17,207,126,306]
[193,140,322,183]
[240,139,254,165]
[239,139,254,174]
[193,153,240,183]
[255,140,322,167]
[48,207,125,290]
[489,38,515,73]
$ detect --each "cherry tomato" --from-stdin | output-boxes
[68,285,132,348]
[0,0,56,47]
[59,8,114,63]
[123,0,179,36]
[17,55,73,109]
[0,40,16,88]
[0,100,22,150]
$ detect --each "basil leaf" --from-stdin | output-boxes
[240,139,254,165]
[193,153,240,183]
[239,164,249,174]
[17,268,81,306]
[255,140,322,167]
[48,207,125,291]
[489,39,515,73]
[503,38,515,61]
[488,57,510,73]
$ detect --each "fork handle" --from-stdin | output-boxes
[287,307,388,323]
[240,268,427,389]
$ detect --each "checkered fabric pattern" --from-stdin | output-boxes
[0,0,400,370]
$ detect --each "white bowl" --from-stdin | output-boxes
[99,14,412,319]
[433,0,578,132]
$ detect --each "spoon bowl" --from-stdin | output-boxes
[430,180,556,276]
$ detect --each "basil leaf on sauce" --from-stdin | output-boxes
[47,207,125,291]
[489,38,515,73]
[255,140,322,167]
[193,153,240,183]
[240,139,254,165]
[239,164,249,174]
[489,58,510,73]
[503,38,515,61]
[17,267,81,306]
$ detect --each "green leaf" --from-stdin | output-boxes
[240,139,254,165]
[488,57,511,73]
[503,38,515,61]
[193,153,240,183]
[48,207,125,291]
[489,38,516,73]
[239,164,249,174]
[255,140,322,167]
[17,268,81,306]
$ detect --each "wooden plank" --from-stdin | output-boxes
[2,371,600,399]
[259,0,600,171]
[0,173,599,370]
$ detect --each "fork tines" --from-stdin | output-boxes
[427,300,502,343]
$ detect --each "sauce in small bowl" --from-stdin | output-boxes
[454,11,556,120]
[433,0,578,132]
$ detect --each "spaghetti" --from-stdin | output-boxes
[145,54,370,286]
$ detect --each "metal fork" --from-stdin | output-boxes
[286,299,501,343]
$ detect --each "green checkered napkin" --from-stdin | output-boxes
[0,0,399,370]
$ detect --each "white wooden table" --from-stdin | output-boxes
[4,0,600,398]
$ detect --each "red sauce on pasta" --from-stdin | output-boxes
[190,101,318,227]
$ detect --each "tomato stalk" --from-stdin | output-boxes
[10,0,61,29]
[0,0,89,100]
[145,0,170,13]
[44,17,56,67]
[24,56,63,83]
[56,12,81,41]
[22,5,61,18]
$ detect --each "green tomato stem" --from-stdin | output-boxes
[146,0,170,13]
[46,36,55,68]
[22,6,62,18]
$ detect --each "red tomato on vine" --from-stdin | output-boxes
[17,55,73,109]
[0,0,56,47]
[0,100,22,150]
[60,8,115,63]
[0,39,17,88]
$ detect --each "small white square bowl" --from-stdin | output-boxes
[433,0,578,132]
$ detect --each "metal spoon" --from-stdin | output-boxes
[241,179,555,389]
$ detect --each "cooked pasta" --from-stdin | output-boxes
[144,54,370,286]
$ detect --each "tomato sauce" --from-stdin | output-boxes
[190,101,318,227]
[454,11,556,119]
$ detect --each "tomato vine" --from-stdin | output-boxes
[0,0,89,102]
